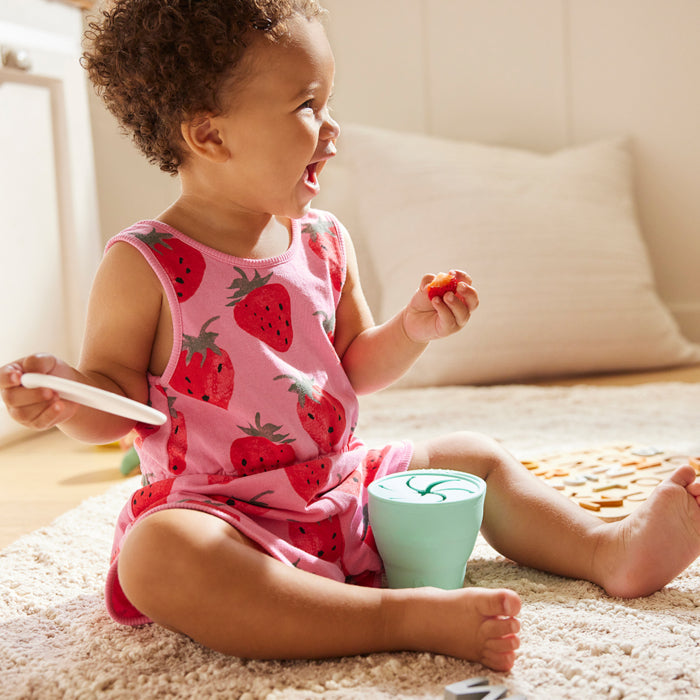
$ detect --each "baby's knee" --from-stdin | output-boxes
[117,512,181,605]
[414,431,510,478]
[455,430,503,454]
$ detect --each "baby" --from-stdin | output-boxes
[1,0,699,672]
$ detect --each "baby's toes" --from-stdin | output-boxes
[480,615,520,641]
[481,647,518,672]
[475,588,521,619]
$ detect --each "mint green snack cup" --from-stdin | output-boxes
[368,469,486,589]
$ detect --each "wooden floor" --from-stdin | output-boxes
[2,364,699,550]
[526,364,700,387]
[0,429,127,549]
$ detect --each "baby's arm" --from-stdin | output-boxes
[335,232,478,395]
[0,243,163,444]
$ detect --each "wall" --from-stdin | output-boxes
[321,0,700,341]
[0,0,100,442]
[87,0,700,340]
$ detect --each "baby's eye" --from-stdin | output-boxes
[299,99,314,111]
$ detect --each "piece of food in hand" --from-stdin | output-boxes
[427,272,459,300]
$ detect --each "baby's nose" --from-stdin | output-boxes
[323,113,340,141]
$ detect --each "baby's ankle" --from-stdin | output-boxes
[379,587,432,652]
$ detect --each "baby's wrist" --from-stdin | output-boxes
[400,307,430,347]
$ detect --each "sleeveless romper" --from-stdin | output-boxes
[103,210,413,625]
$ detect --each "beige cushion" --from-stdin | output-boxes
[320,124,700,387]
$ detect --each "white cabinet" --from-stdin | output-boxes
[0,0,100,443]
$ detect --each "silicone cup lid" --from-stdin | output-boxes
[369,469,486,504]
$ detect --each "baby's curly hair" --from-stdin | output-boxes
[83,0,325,174]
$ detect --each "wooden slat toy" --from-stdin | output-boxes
[521,445,700,522]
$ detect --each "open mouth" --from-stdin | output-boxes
[305,162,319,187]
[303,161,321,194]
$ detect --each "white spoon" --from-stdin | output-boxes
[20,373,167,426]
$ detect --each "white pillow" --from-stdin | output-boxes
[323,124,700,387]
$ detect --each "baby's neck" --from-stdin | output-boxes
[158,196,293,259]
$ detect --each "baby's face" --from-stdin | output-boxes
[210,15,340,220]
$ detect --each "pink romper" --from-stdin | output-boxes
[104,210,413,625]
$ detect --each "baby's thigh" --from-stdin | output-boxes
[117,508,261,621]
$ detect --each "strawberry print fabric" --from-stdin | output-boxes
[103,211,413,625]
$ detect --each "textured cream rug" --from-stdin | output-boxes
[2,383,700,699]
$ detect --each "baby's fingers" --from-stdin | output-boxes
[0,362,23,390]
[0,353,59,388]
[451,269,474,287]
[431,295,467,333]
[3,385,76,430]
[429,281,478,333]
[0,354,71,429]
[454,280,479,313]
[439,281,478,316]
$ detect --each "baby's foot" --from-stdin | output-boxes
[597,465,700,598]
[398,586,521,671]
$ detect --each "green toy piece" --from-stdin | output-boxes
[120,445,140,476]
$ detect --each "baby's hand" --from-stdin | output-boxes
[0,353,79,430]
[403,270,479,344]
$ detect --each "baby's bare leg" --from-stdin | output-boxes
[117,509,521,669]
[412,432,700,597]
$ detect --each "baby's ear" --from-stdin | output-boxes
[180,115,229,162]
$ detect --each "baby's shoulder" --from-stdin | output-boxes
[301,208,343,229]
